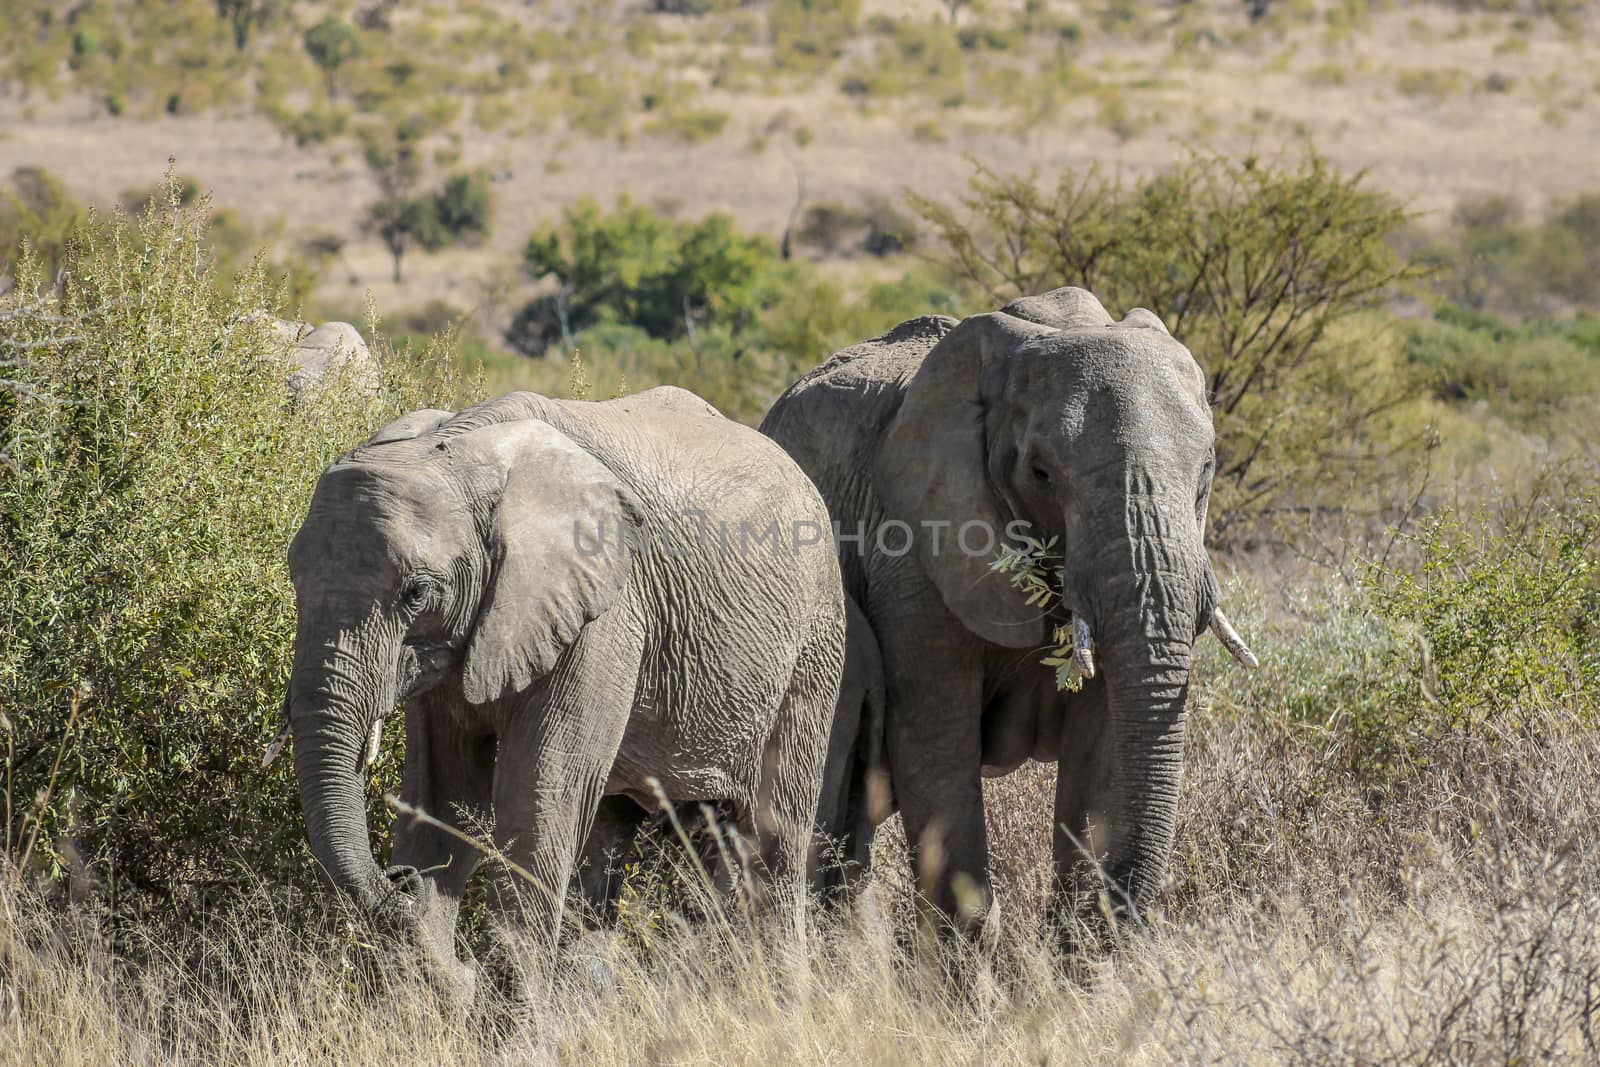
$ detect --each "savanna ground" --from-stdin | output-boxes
[4,2,1600,1063]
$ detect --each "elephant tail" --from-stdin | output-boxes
[845,603,891,871]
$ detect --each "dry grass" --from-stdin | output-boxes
[6,570,1598,1064]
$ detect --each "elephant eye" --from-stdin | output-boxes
[1030,464,1051,484]
[400,576,437,611]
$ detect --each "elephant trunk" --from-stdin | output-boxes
[287,662,391,912]
[1096,649,1191,918]
[1061,490,1200,933]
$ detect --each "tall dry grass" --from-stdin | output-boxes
[5,620,1598,1064]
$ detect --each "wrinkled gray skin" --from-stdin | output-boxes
[575,593,884,912]
[760,287,1223,939]
[811,595,887,894]
[285,386,845,991]
[248,313,381,401]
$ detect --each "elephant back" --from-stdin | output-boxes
[760,315,958,583]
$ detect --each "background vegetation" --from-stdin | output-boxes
[1,188,461,912]
[4,2,1600,1061]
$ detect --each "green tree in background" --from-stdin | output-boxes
[303,15,361,98]
[0,167,88,283]
[428,171,493,249]
[215,0,286,50]
[518,196,780,354]
[362,171,494,284]
[912,152,1425,540]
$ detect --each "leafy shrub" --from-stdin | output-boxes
[1194,462,1600,793]
[1368,488,1598,755]
[1418,193,1600,314]
[0,183,461,910]
[1401,309,1600,422]
[424,171,494,249]
[794,197,918,258]
[911,152,1426,542]
[0,168,90,284]
[518,196,785,353]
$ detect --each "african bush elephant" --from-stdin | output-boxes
[281,386,845,990]
[249,313,381,400]
[759,287,1255,941]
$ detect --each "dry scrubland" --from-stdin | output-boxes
[3,2,1600,1064]
[1,187,1596,1066]
[4,0,1600,328]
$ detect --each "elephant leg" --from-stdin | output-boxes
[743,625,841,936]
[1049,674,1118,948]
[879,615,988,937]
[813,598,885,900]
[573,794,650,925]
[389,691,494,995]
[484,633,640,996]
[811,680,863,897]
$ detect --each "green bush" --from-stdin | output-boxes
[1420,193,1600,314]
[420,170,494,250]
[518,196,786,352]
[1401,309,1600,423]
[911,152,1426,542]
[0,185,461,910]
[1362,473,1600,774]
[0,168,91,284]
[794,197,919,258]
[1195,463,1600,788]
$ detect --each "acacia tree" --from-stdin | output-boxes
[303,16,360,98]
[214,0,286,50]
[911,153,1427,541]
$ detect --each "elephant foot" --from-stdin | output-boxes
[424,952,478,1017]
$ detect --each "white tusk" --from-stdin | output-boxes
[261,722,291,769]
[364,718,384,770]
[1210,608,1259,669]
[1072,615,1096,679]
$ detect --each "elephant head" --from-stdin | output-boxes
[874,286,1254,915]
[283,408,641,920]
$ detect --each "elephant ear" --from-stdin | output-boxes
[1000,287,1114,330]
[875,312,1057,649]
[458,419,643,705]
[363,409,453,446]
[1118,307,1169,333]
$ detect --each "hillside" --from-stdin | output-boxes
[4,0,1599,328]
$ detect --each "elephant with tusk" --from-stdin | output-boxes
[277,386,845,998]
[760,286,1256,946]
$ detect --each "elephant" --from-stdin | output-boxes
[278,386,846,992]
[246,312,382,400]
[759,287,1256,942]
[284,321,380,400]
[573,591,884,913]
